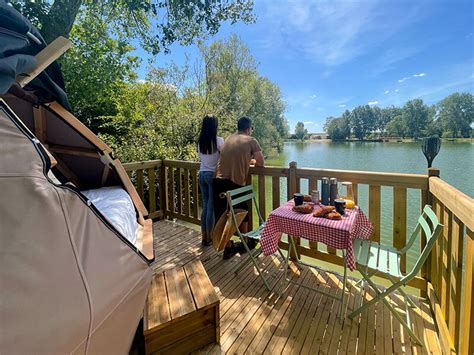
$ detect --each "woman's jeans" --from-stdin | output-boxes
[199,171,215,235]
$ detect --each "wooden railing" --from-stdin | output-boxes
[124,159,201,223]
[124,159,473,354]
[427,172,473,355]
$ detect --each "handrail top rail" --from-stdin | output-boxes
[295,167,428,189]
[123,159,162,170]
[123,159,429,189]
[429,176,474,231]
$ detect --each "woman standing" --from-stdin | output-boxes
[198,115,224,246]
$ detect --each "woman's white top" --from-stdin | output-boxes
[198,136,224,172]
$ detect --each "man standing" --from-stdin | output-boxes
[213,116,264,259]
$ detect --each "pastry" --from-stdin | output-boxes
[327,212,342,220]
[292,204,314,214]
[303,194,312,202]
[312,205,335,217]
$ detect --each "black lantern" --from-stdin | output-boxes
[421,137,441,168]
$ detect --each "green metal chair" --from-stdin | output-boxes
[226,185,284,291]
[348,205,443,346]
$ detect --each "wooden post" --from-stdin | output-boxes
[425,168,440,291]
[288,161,300,259]
[288,161,297,197]
[160,163,168,219]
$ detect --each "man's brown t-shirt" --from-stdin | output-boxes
[215,132,261,186]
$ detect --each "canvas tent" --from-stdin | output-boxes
[0,4,153,354]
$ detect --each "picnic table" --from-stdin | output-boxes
[260,200,373,319]
[261,200,373,271]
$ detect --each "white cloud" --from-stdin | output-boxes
[398,72,427,83]
[262,1,424,66]
[303,121,314,125]
[311,94,317,99]
[384,90,390,94]
[395,89,399,92]
[368,101,379,106]
[338,104,346,108]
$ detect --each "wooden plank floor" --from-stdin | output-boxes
[152,220,442,354]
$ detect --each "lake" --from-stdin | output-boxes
[267,141,473,197]
[259,141,473,269]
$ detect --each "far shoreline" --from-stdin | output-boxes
[284,137,473,144]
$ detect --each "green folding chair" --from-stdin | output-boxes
[226,185,284,291]
[348,205,443,346]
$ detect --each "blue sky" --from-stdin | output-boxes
[133,0,474,133]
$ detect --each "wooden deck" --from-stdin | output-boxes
[151,220,442,354]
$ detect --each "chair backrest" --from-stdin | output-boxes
[403,205,443,281]
[225,185,264,225]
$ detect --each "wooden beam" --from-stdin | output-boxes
[138,219,154,261]
[47,143,98,158]
[460,229,473,355]
[427,282,456,354]
[113,159,148,217]
[33,106,47,143]
[16,37,72,87]
[46,102,112,153]
[429,177,474,231]
[51,153,82,189]
[123,160,163,171]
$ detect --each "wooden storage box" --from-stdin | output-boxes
[144,260,220,354]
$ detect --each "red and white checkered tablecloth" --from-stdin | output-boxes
[260,200,373,271]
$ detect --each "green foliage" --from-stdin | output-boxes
[100,36,288,162]
[324,114,350,140]
[350,105,376,140]
[324,94,469,141]
[12,0,255,54]
[294,122,308,141]
[402,99,432,140]
[386,115,406,138]
[438,93,474,138]
[60,9,139,132]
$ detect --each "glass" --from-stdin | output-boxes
[340,182,355,208]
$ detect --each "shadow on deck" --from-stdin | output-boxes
[152,220,441,354]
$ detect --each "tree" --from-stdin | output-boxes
[101,36,288,162]
[12,0,255,54]
[295,122,308,141]
[350,105,376,140]
[379,106,402,137]
[402,99,432,139]
[60,9,139,131]
[324,114,350,141]
[386,115,407,138]
[200,35,288,155]
[438,92,474,138]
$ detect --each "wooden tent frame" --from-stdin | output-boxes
[7,36,154,261]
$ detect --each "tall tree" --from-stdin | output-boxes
[60,8,139,131]
[12,0,255,54]
[350,105,375,140]
[402,99,432,139]
[438,92,474,138]
[385,115,407,138]
[295,122,307,141]
[324,112,350,141]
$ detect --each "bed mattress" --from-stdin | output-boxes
[82,186,138,244]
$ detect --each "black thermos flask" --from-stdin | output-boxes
[330,178,338,205]
[321,177,330,205]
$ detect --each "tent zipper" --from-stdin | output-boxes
[0,103,150,264]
